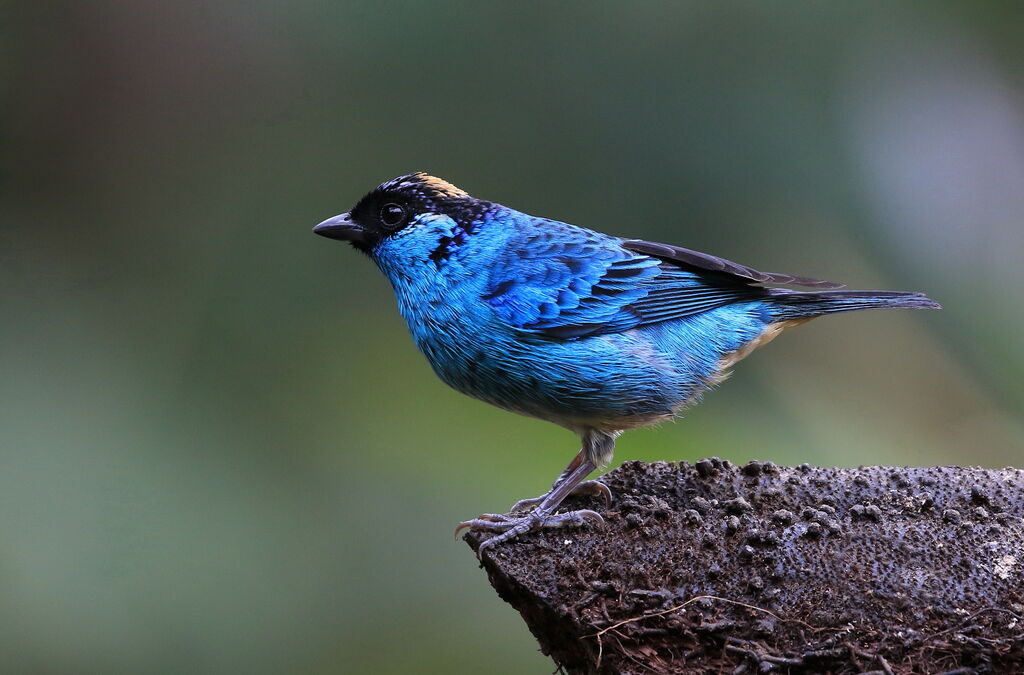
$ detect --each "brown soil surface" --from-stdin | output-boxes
[465,460,1024,674]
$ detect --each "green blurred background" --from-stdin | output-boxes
[3,1,1023,672]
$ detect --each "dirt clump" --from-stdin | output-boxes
[466,461,1024,674]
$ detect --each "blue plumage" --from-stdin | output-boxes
[314,172,940,552]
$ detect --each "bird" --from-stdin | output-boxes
[313,172,940,554]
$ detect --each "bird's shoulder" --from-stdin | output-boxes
[491,217,633,266]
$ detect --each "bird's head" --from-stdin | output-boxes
[313,173,492,263]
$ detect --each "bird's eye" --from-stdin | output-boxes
[380,203,407,229]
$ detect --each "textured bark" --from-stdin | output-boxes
[465,460,1024,674]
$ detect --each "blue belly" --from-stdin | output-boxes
[414,301,772,429]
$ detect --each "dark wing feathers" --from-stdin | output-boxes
[484,222,844,340]
[621,239,844,289]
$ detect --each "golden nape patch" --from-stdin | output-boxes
[708,318,812,386]
[412,173,469,199]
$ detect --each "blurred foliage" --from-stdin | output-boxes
[2,1,1022,672]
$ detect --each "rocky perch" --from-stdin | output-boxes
[464,461,1024,674]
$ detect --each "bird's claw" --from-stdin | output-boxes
[459,508,606,555]
[510,479,612,513]
[454,513,510,538]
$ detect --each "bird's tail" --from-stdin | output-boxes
[767,289,941,321]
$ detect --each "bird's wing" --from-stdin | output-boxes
[621,239,844,289]
[484,222,811,340]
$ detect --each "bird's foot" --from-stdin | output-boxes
[456,508,605,554]
[509,479,612,513]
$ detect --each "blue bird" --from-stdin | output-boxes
[314,173,940,553]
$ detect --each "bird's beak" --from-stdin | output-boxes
[313,212,366,243]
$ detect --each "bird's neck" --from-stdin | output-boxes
[368,210,520,351]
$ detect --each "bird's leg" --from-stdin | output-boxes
[457,432,616,554]
[508,450,611,513]
[455,450,604,531]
